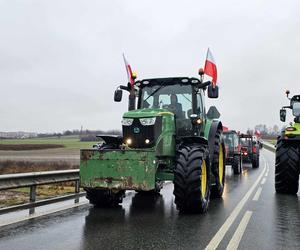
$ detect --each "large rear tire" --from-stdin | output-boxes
[85,188,125,207]
[232,155,242,175]
[252,154,260,168]
[210,130,226,198]
[173,144,210,213]
[275,138,300,194]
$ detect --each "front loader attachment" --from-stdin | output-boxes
[80,149,156,191]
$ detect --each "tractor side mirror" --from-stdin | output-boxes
[208,85,219,98]
[114,89,123,102]
[207,106,220,119]
[280,109,286,122]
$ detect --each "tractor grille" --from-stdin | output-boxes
[122,117,162,148]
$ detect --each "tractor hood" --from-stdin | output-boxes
[285,122,300,136]
[123,108,173,118]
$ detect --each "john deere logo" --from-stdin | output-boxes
[133,127,140,134]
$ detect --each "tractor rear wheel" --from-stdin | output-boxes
[275,138,299,194]
[232,155,242,175]
[252,154,259,168]
[210,130,226,198]
[173,144,210,213]
[85,188,125,207]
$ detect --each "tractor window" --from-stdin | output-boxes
[158,95,170,107]
[223,133,234,148]
[140,84,193,119]
[240,138,251,147]
[233,134,239,147]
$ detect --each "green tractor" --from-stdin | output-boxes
[275,90,300,194]
[80,73,225,213]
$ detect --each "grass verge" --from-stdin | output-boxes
[0,185,80,208]
[0,135,95,149]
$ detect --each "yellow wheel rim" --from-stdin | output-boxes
[219,145,224,183]
[201,160,207,198]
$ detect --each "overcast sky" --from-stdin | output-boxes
[1,0,300,133]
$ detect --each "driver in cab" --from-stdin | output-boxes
[168,94,184,119]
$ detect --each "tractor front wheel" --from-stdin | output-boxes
[173,144,210,213]
[252,154,260,168]
[275,138,299,194]
[232,155,242,175]
[85,188,125,207]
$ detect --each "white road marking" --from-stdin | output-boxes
[0,201,89,228]
[261,178,266,185]
[205,163,266,250]
[226,211,253,250]
[252,187,262,201]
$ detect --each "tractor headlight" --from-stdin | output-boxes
[121,118,134,126]
[139,117,156,126]
[126,138,132,145]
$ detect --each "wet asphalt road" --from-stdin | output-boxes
[0,149,299,250]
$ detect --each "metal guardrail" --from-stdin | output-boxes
[0,169,85,215]
[0,169,79,190]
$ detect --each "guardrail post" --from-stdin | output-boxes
[74,180,80,203]
[29,185,37,214]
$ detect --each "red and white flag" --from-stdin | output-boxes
[204,48,218,87]
[255,130,261,137]
[122,53,135,87]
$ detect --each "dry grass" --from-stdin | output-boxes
[0,185,78,208]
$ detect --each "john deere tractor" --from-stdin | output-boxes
[275,90,300,194]
[80,72,225,213]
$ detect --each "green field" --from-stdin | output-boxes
[0,135,96,149]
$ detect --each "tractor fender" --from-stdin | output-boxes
[207,120,223,162]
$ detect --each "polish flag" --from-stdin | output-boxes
[204,48,218,87]
[122,53,135,87]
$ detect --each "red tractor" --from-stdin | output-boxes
[223,130,243,174]
[239,134,260,168]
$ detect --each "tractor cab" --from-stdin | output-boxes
[223,131,240,160]
[137,78,207,137]
[116,77,220,148]
[291,95,300,122]
[280,92,300,123]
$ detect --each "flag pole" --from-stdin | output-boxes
[123,53,136,111]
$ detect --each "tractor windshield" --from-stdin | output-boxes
[140,84,194,119]
[240,138,251,147]
[223,133,235,148]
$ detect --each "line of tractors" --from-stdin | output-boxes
[79,70,300,214]
[223,130,261,175]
